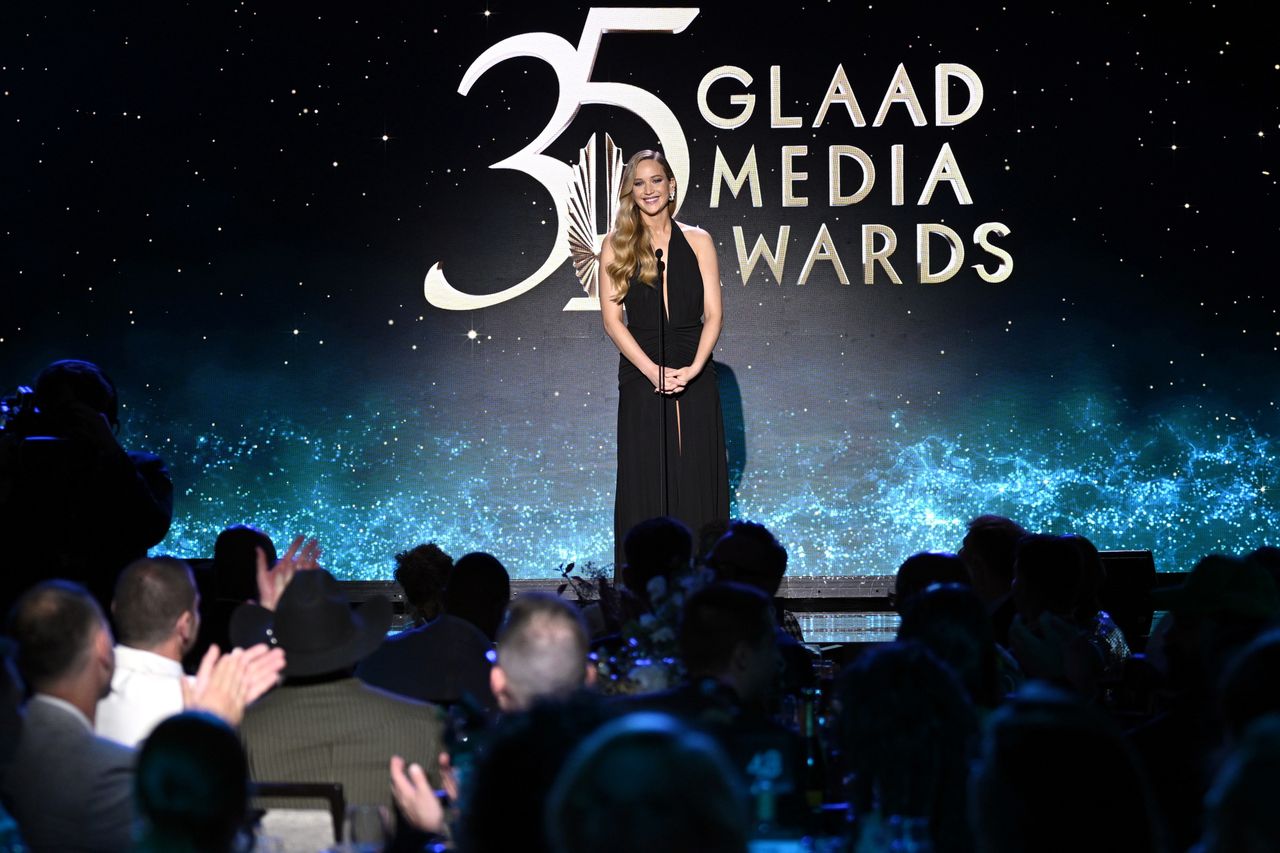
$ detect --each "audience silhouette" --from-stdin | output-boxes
[892,551,970,614]
[0,359,173,614]
[896,581,1006,712]
[971,682,1164,853]
[959,514,1026,647]
[134,712,250,853]
[1198,713,1280,853]
[445,552,511,642]
[187,524,278,669]
[547,711,748,853]
[357,543,495,709]
[836,640,978,853]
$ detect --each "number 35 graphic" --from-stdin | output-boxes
[423,8,698,311]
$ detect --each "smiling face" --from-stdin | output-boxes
[630,157,675,217]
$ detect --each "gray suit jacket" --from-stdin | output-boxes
[1,696,136,852]
[240,676,444,808]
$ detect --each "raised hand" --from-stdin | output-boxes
[389,755,446,835]
[256,534,321,610]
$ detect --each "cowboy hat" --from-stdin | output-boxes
[229,569,391,677]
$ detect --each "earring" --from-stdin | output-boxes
[668,190,675,201]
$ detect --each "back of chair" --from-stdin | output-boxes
[251,781,345,848]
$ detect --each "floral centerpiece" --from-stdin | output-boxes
[558,561,712,695]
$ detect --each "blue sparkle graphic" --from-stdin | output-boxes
[137,391,1278,580]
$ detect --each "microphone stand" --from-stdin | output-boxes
[655,247,669,517]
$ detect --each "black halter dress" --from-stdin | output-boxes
[615,224,729,565]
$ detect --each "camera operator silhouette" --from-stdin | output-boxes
[0,359,173,613]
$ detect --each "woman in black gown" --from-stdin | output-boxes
[600,150,729,567]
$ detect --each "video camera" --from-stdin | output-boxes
[0,386,36,433]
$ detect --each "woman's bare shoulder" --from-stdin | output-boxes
[677,222,713,249]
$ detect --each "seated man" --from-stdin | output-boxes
[707,522,815,697]
[1132,554,1280,851]
[356,543,495,709]
[1009,534,1131,693]
[489,592,596,713]
[96,557,201,747]
[232,569,444,808]
[708,520,804,643]
[2,581,134,851]
[958,514,1026,647]
[836,641,979,853]
[2,581,279,852]
[388,597,599,847]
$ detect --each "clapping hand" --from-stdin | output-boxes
[389,753,457,835]
[255,534,321,611]
[182,643,286,725]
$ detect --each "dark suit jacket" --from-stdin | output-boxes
[990,594,1017,648]
[356,614,495,709]
[1,696,136,852]
[239,676,444,808]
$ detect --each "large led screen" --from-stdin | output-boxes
[3,4,1276,578]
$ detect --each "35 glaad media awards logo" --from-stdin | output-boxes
[425,7,1012,313]
[424,9,697,313]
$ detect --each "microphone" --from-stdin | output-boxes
[654,246,669,513]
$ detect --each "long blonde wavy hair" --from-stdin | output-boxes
[606,150,674,303]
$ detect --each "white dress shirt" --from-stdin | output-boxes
[95,644,187,747]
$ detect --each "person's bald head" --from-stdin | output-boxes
[492,593,593,712]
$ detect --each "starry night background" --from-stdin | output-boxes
[2,2,1277,580]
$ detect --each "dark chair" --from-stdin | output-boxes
[1099,550,1158,652]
